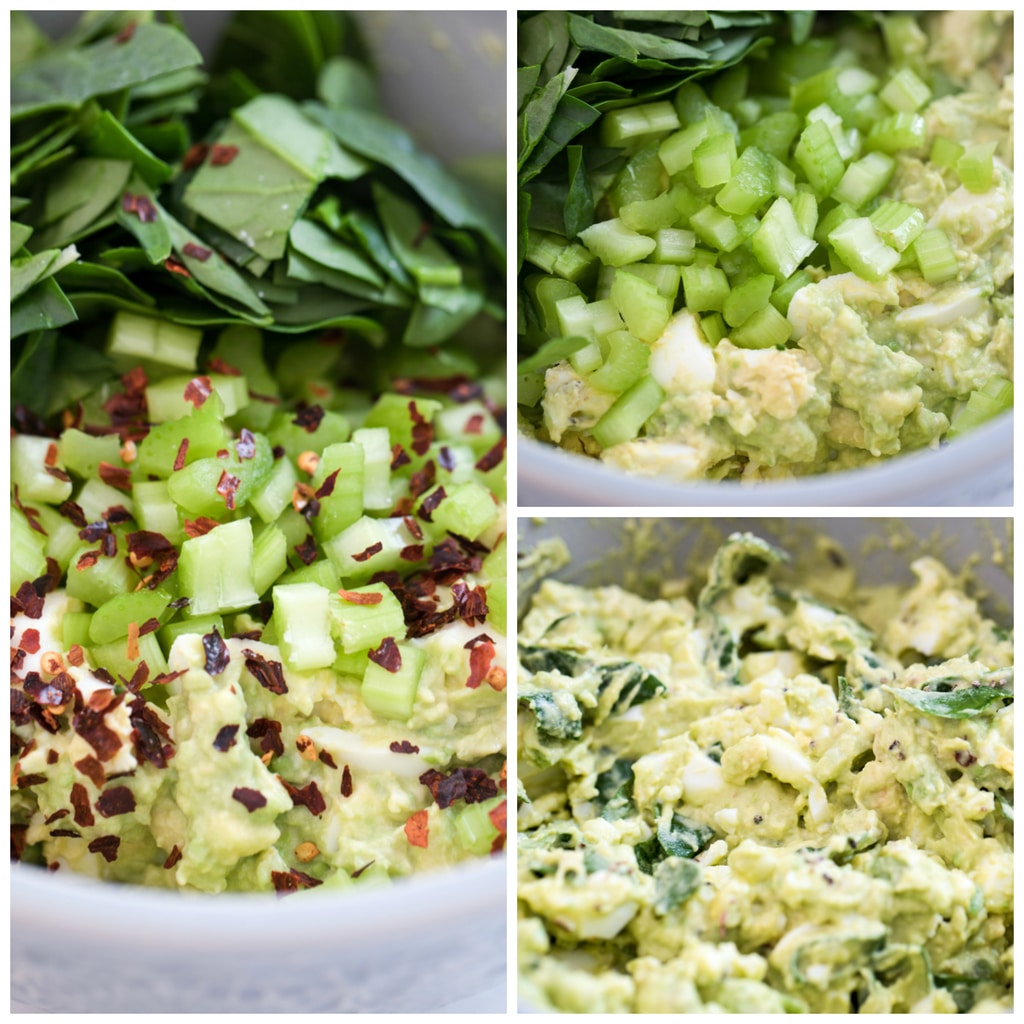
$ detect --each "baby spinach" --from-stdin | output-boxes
[889,683,1013,719]
[11,9,505,425]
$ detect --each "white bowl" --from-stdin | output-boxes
[11,11,507,1014]
[519,414,1013,507]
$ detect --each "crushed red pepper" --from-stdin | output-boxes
[202,628,231,675]
[292,404,325,432]
[164,845,183,869]
[182,241,212,262]
[216,470,242,510]
[163,257,191,277]
[183,376,213,408]
[210,144,240,166]
[389,740,420,754]
[242,650,288,695]
[70,783,95,827]
[404,809,429,848]
[340,764,353,797]
[232,787,267,813]
[337,588,383,605]
[88,835,121,862]
[247,718,284,759]
[368,637,402,672]
[96,785,136,818]
[419,766,498,809]
[278,777,327,816]
[352,541,383,563]
[474,436,506,473]
[271,868,322,894]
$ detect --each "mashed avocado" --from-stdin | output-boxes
[517,532,1013,1012]
[12,586,507,894]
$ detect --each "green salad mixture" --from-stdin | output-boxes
[11,11,507,893]
[517,11,1013,481]
[518,532,1013,1012]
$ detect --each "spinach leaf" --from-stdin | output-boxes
[12,22,202,120]
[652,857,702,915]
[635,812,715,874]
[518,691,583,741]
[889,684,1013,719]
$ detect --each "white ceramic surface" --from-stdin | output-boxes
[519,414,1014,508]
[11,10,507,1014]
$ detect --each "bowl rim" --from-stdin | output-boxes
[11,854,506,950]
[518,413,1013,507]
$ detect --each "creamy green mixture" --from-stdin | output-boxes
[517,533,1013,1012]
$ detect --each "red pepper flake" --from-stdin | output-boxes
[216,471,241,511]
[16,773,47,790]
[75,755,106,789]
[418,486,446,523]
[419,766,498,809]
[319,750,337,769]
[210,144,240,166]
[474,437,506,473]
[389,740,420,754]
[292,404,325,433]
[451,581,489,625]
[88,835,121,863]
[96,785,136,818]
[437,446,456,472]
[232,787,267,813]
[44,809,69,825]
[404,809,429,848]
[242,650,288,695]
[235,428,256,461]
[391,444,411,471]
[19,629,40,655]
[247,717,284,758]
[402,516,424,541]
[138,617,161,637]
[115,20,137,43]
[295,534,318,566]
[278,777,327,816]
[465,636,496,689]
[489,800,507,852]
[44,465,72,484]
[125,621,141,662]
[164,257,191,277]
[352,541,383,563]
[121,192,157,223]
[42,442,58,467]
[164,845,183,869]
[183,517,219,538]
[46,748,59,765]
[315,469,339,500]
[182,143,209,170]
[123,660,150,695]
[13,581,45,619]
[408,402,434,456]
[271,868,323,894]
[202,627,230,675]
[400,544,425,562]
[133,706,171,766]
[182,242,212,262]
[13,488,47,537]
[23,670,75,708]
[172,438,189,472]
[464,413,486,435]
[70,783,95,828]
[340,764,353,797]
[368,637,402,673]
[67,644,85,667]
[72,702,124,762]
[184,376,213,408]
[337,588,383,606]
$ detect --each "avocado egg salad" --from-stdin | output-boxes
[517,532,1013,1012]
[10,12,507,893]
[517,11,1013,481]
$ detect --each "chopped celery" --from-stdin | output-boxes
[722,274,775,328]
[866,112,925,154]
[90,586,175,644]
[578,218,657,267]
[273,582,336,671]
[610,270,673,343]
[252,523,288,598]
[912,228,959,284]
[11,509,48,591]
[179,518,259,616]
[947,376,1013,439]
[879,67,931,113]
[956,142,997,194]
[106,311,201,372]
[751,197,816,281]
[715,146,774,216]
[794,119,845,196]
[58,429,123,481]
[832,151,895,208]
[146,372,250,422]
[588,330,650,394]
[11,435,73,505]
[930,136,964,169]
[330,583,406,654]
[590,376,665,449]
[361,642,425,721]
[619,194,678,235]
[689,205,743,253]
[651,228,696,264]
[729,302,791,349]
[692,132,737,189]
[681,264,730,312]
[454,795,505,855]
[828,218,900,281]
[869,201,925,252]
[601,100,680,147]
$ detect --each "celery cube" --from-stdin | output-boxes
[330,583,406,654]
[273,582,336,671]
[427,480,500,541]
[179,518,259,616]
[361,642,425,721]
[12,434,73,505]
